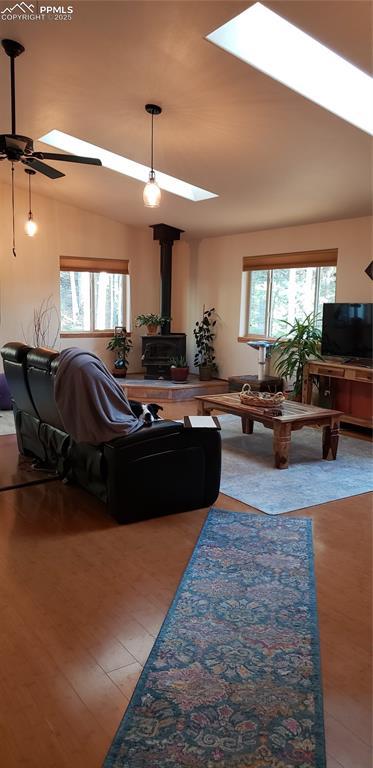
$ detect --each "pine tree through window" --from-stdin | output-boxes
[242,250,337,338]
[59,257,130,334]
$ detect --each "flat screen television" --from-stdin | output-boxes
[321,303,373,360]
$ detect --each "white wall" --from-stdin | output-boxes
[173,216,373,378]
[0,180,159,372]
[1,178,371,381]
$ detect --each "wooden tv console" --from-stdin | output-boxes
[302,359,373,429]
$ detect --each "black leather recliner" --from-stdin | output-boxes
[1,343,221,523]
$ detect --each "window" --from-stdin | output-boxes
[59,257,130,335]
[242,249,337,339]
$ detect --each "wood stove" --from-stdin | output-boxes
[142,334,186,379]
[142,223,186,379]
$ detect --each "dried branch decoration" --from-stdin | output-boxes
[23,295,60,349]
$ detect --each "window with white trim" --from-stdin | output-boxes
[242,249,337,338]
[59,257,130,334]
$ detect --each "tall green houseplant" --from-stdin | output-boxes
[193,306,217,380]
[272,313,323,397]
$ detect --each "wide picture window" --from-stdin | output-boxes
[242,249,337,338]
[60,257,130,335]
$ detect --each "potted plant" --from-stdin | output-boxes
[272,313,323,399]
[193,306,218,381]
[169,355,189,383]
[106,327,133,377]
[135,313,170,335]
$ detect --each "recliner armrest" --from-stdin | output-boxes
[103,422,221,523]
[104,419,183,450]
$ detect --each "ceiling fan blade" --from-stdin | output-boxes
[33,152,102,166]
[22,158,65,179]
[5,135,27,152]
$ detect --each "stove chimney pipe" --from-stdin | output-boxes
[150,223,184,335]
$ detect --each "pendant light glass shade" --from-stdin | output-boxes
[143,170,161,208]
[25,214,37,237]
[143,104,162,208]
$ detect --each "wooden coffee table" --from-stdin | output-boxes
[195,393,343,469]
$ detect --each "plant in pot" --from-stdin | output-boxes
[106,327,133,377]
[169,355,189,383]
[272,313,323,400]
[193,306,218,381]
[135,313,170,335]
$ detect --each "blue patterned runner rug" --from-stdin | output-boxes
[104,509,326,768]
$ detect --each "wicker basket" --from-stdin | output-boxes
[239,383,285,410]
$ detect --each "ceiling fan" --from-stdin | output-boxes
[0,38,102,178]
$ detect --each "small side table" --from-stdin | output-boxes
[228,374,283,394]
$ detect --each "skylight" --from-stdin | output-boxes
[206,2,373,136]
[38,130,218,202]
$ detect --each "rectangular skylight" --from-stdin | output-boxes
[206,2,373,136]
[38,130,217,202]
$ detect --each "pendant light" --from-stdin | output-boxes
[143,103,162,208]
[24,168,37,237]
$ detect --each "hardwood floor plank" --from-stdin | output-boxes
[327,756,345,768]
[108,662,143,700]
[59,657,129,738]
[324,713,373,768]
[324,685,372,747]
[0,434,56,491]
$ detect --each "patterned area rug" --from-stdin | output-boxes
[104,509,326,768]
[220,414,373,514]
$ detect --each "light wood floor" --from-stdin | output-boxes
[0,401,371,768]
[0,434,55,491]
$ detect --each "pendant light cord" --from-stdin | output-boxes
[144,104,161,204]
[11,162,16,258]
[28,171,32,216]
[150,111,154,174]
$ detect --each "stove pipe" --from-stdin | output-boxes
[150,224,184,335]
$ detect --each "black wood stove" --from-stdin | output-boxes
[142,223,186,380]
[142,334,186,379]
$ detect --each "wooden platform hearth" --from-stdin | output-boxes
[117,374,229,402]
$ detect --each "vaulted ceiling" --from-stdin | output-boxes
[0,0,371,238]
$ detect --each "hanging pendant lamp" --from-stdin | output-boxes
[143,103,162,208]
[24,168,37,236]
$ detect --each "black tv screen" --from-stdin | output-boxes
[321,303,372,359]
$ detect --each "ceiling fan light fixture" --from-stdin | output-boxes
[24,168,37,237]
[1,39,102,256]
[143,169,161,208]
